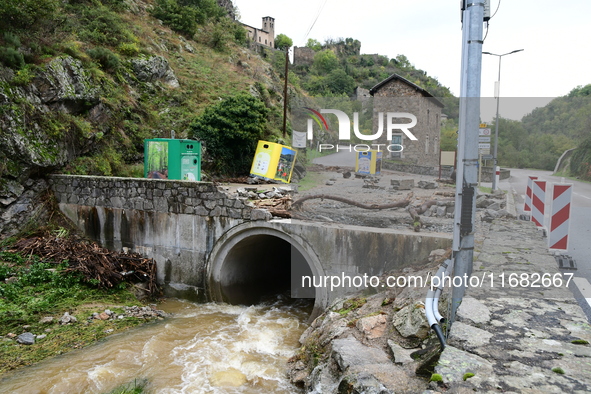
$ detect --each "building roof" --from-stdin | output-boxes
[369,73,444,108]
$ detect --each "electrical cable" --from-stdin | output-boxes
[300,0,329,46]
[490,0,501,19]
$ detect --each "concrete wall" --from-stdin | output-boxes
[49,175,257,300]
[49,175,452,315]
[207,220,452,317]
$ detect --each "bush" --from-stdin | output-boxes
[87,47,120,71]
[76,6,136,46]
[189,94,269,175]
[11,64,34,85]
[151,0,225,37]
[2,32,21,48]
[0,46,25,69]
[0,0,60,31]
[118,42,140,57]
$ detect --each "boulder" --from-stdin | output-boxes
[130,55,179,88]
[16,332,35,345]
[59,312,77,325]
[392,303,430,339]
[417,181,438,189]
[356,314,388,339]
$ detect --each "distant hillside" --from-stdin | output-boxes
[283,37,458,119]
[0,0,291,183]
[495,84,591,170]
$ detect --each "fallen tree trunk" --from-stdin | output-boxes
[408,200,438,232]
[293,192,413,210]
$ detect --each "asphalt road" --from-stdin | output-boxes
[500,168,591,319]
[312,147,358,167]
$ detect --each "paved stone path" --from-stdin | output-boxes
[435,218,591,392]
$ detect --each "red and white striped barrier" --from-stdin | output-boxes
[531,180,546,228]
[524,176,538,212]
[548,184,572,250]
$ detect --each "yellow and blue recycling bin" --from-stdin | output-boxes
[250,140,297,184]
[355,150,382,175]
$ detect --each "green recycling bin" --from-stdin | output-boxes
[144,138,201,181]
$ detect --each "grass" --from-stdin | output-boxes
[552,171,591,184]
[304,148,334,164]
[0,250,155,374]
[296,170,324,192]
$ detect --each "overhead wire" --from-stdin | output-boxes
[300,0,329,46]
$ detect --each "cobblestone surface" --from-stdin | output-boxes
[435,218,591,393]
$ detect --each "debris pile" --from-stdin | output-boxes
[11,235,159,297]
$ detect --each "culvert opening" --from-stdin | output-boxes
[217,234,314,306]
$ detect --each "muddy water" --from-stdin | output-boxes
[0,298,311,393]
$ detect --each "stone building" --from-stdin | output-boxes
[293,46,316,66]
[369,74,444,170]
[242,16,275,48]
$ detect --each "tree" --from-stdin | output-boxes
[274,33,292,51]
[189,94,268,175]
[305,38,322,51]
[312,49,339,74]
[325,69,355,95]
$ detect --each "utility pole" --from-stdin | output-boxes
[483,49,524,191]
[282,49,290,138]
[450,0,485,323]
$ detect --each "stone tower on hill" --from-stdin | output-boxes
[242,16,275,48]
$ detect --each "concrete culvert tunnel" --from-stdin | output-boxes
[215,234,314,305]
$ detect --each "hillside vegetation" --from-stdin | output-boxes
[494,85,591,172]
[0,0,289,183]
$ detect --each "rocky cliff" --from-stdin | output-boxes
[0,0,290,238]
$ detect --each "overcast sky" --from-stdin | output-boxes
[233,0,591,120]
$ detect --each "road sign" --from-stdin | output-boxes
[479,136,491,143]
[478,143,491,149]
[480,123,488,128]
[481,154,493,160]
[479,128,491,136]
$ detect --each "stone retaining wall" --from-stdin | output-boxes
[49,175,255,220]
[48,175,259,300]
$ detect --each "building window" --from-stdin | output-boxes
[265,39,267,45]
[391,134,403,159]
[259,37,261,42]
[425,135,430,154]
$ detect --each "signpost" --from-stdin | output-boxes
[478,127,491,155]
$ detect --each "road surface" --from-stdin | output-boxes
[500,168,591,320]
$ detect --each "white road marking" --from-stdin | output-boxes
[574,192,591,201]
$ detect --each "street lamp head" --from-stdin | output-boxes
[482,49,525,57]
